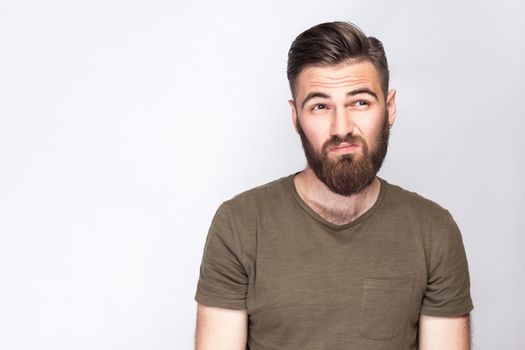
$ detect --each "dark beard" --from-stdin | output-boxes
[296,111,390,196]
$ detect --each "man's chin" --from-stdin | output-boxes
[326,153,358,167]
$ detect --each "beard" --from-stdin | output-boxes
[296,111,390,196]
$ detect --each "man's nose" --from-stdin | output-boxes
[330,107,355,139]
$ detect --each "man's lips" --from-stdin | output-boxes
[328,142,360,154]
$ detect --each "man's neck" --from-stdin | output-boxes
[293,167,381,225]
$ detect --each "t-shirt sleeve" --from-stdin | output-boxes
[195,203,248,310]
[420,211,474,317]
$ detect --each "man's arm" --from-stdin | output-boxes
[195,304,248,350]
[418,313,471,350]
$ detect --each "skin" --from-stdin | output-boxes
[195,304,247,350]
[419,314,471,350]
[195,59,470,349]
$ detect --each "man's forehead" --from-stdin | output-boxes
[296,60,382,94]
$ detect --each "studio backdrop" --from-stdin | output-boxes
[0,0,524,349]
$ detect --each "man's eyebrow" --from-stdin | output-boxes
[348,88,378,101]
[300,92,330,109]
[300,88,379,109]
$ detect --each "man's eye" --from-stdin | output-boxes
[312,104,327,111]
[354,100,369,107]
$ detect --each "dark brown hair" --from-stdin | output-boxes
[287,21,389,99]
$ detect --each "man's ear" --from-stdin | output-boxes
[288,99,299,134]
[386,89,397,127]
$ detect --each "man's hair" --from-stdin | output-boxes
[287,21,389,99]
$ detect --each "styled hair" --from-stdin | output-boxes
[287,21,389,99]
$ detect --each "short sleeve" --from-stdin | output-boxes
[195,203,248,310]
[420,211,474,317]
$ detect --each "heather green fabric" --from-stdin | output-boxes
[195,173,473,349]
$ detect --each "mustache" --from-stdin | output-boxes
[322,134,366,154]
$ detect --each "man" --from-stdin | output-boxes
[194,21,473,350]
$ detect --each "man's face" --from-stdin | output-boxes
[289,60,397,196]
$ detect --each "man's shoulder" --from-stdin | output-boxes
[381,179,462,244]
[382,178,453,220]
[219,174,293,214]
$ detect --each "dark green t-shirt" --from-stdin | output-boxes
[195,174,473,349]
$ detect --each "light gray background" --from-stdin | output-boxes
[1,0,523,349]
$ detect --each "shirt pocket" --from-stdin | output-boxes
[359,277,413,341]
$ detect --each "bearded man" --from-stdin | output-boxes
[194,21,473,350]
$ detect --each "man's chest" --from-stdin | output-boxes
[244,221,427,344]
